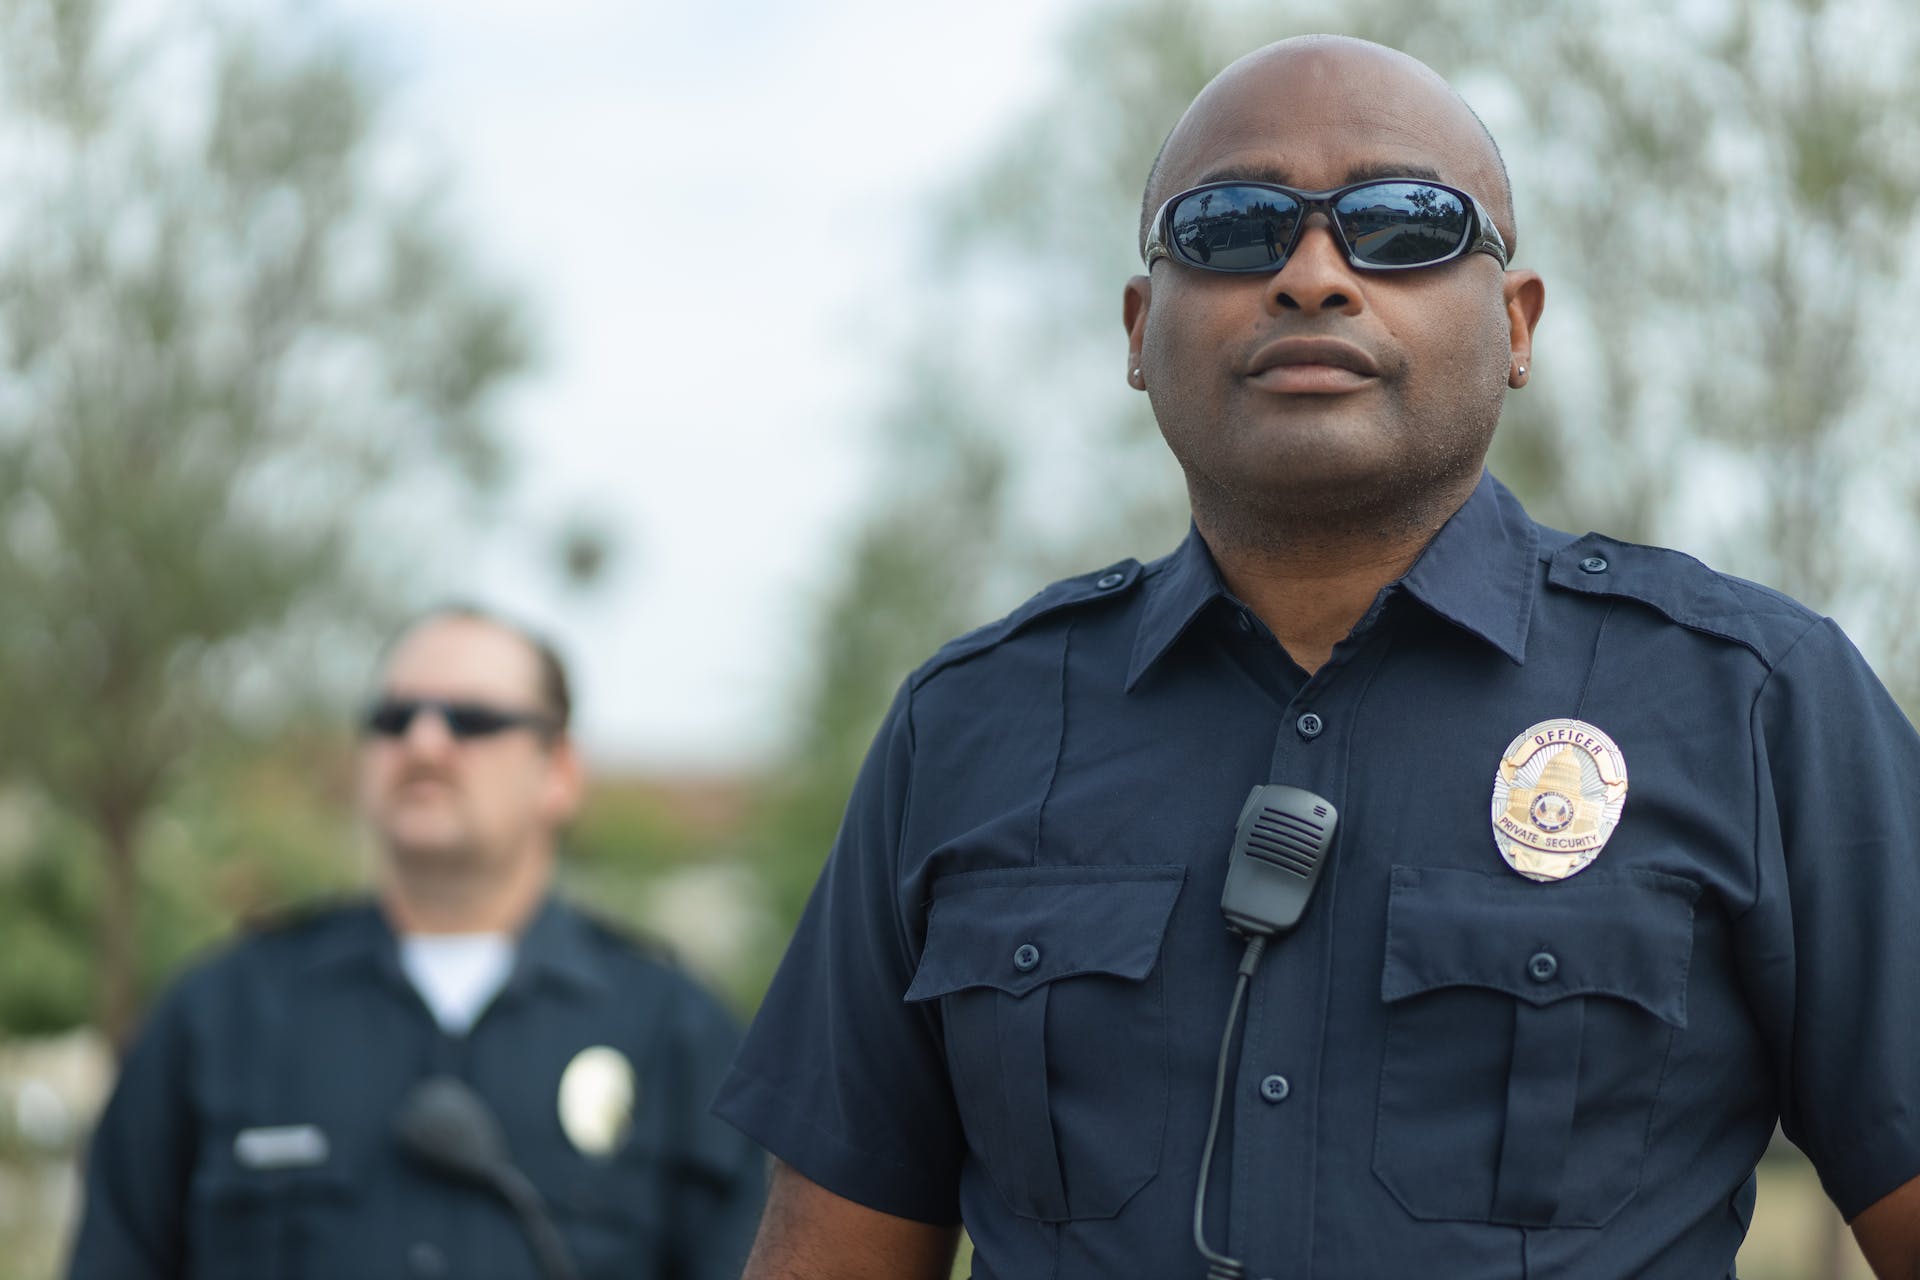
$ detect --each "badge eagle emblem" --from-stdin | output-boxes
[1490,718,1628,881]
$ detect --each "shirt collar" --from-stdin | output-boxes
[505,894,609,995]
[302,893,607,995]
[1396,471,1537,665]
[1125,470,1536,689]
[1126,524,1234,691]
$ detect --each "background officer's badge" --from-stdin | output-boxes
[1490,718,1628,881]
[558,1046,636,1158]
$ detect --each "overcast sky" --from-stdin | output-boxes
[337,0,1090,770]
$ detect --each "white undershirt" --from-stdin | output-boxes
[399,933,516,1035]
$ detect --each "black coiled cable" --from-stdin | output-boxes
[1192,934,1269,1280]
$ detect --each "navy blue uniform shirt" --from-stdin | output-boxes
[715,473,1920,1279]
[71,896,765,1280]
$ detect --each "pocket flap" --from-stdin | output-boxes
[193,1143,356,1205]
[1381,866,1697,1027]
[906,865,1186,1001]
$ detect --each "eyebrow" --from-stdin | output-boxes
[1190,160,1449,189]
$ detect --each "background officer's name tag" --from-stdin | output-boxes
[233,1124,330,1169]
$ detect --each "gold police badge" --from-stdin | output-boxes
[1490,718,1628,881]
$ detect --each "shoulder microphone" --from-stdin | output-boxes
[1195,784,1339,1280]
[1221,784,1339,940]
[395,1075,580,1280]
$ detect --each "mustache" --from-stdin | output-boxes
[389,765,459,790]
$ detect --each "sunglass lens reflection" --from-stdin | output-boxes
[1168,187,1298,270]
[1334,183,1472,266]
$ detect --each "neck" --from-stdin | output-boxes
[379,842,553,936]
[1194,475,1477,674]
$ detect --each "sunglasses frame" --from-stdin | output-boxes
[1143,177,1510,274]
[361,696,559,742]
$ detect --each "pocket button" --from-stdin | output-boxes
[1012,943,1041,973]
[408,1242,448,1278]
[1527,951,1559,982]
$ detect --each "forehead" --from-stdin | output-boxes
[379,617,543,704]
[1160,45,1492,197]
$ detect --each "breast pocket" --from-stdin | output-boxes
[524,1155,664,1280]
[904,865,1185,1223]
[187,1142,358,1280]
[1372,866,1698,1229]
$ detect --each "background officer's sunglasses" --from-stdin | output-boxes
[1143,178,1510,274]
[362,697,557,740]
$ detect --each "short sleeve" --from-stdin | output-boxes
[1742,617,1920,1218]
[712,683,964,1223]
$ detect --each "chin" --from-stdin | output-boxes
[381,821,473,867]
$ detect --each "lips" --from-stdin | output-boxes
[1244,337,1381,393]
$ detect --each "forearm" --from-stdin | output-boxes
[1852,1172,1920,1280]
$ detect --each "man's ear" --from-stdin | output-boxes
[542,735,587,826]
[1123,274,1152,388]
[1504,269,1545,385]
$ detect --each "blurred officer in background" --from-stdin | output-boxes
[68,606,764,1280]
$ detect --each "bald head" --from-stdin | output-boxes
[1139,37,1516,259]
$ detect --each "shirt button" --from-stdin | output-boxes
[1258,1074,1291,1103]
[1236,611,1254,633]
[1528,951,1559,982]
[408,1242,448,1278]
[1095,571,1125,590]
[1579,555,1609,574]
[1296,712,1324,740]
[1013,943,1041,973]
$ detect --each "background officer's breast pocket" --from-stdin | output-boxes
[187,1131,358,1280]
[905,864,1185,1223]
[1372,866,1698,1229]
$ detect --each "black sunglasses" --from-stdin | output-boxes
[362,697,557,741]
[1143,178,1509,274]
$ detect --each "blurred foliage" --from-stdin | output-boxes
[0,0,530,1043]
[0,730,359,1034]
[561,773,771,1008]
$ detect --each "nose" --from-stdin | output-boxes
[1267,217,1362,317]
[398,706,457,756]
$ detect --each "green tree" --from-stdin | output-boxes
[0,0,530,1046]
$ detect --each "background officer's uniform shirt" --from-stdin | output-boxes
[715,472,1920,1279]
[71,896,765,1280]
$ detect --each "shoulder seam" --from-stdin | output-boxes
[1547,535,1820,667]
[908,560,1142,690]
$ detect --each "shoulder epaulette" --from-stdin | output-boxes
[573,907,678,967]
[910,559,1144,689]
[1546,534,1820,668]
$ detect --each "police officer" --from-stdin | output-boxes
[69,607,765,1280]
[714,36,1920,1280]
